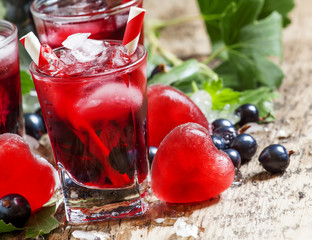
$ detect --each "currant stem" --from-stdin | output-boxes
[238,125,251,134]
[146,26,183,66]
[148,15,204,30]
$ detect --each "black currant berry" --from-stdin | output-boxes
[211,135,226,150]
[223,148,241,168]
[230,133,257,162]
[109,145,134,177]
[213,126,237,148]
[0,194,31,228]
[211,118,233,131]
[235,104,259,127]
[35,108,44,120]
[24,113,47,140]
[258,144,292,173]
[148,146,158,165]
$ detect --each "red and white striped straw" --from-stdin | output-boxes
[20,32,56,67]
[122,6,146,55]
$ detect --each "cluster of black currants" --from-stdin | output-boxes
[211,118,257,169]
[211,104,292,173]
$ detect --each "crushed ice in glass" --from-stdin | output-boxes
[37,33,134,77]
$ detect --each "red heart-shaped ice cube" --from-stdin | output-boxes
[148,84,210,147]
[151,123,235,203]
[0,133,56,212]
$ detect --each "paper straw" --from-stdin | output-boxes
[20,32,56,67]
[122,7,146,55]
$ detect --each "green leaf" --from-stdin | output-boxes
[228,50,258,90]
[197,0,292,91]
[25,204,60,238]
[20,70,35,95]
[197,0,233,57]
[148,59,200,86]
[202,79,241,110]
[212,61,239,88]
[259,0,295,27]
[238,12,283,58]
[0,220,23,234]
[197,0,234,44]
[253,56,284,88]
[216,50,258,90]
[148,59,219,94]
[216,12,283,90]
[221,0,264,45]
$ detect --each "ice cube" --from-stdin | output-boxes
[190,90,212,118]
[111,46,130,67]
[75,82,143,124]
[71,49,97,63]
[62,33,106,64]
[81,39,105,56]
[62,33,91,50]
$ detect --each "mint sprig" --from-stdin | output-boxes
[201,79,241,110]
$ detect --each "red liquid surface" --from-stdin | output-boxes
[0,45,23,135]
[31,46,148,189]
[32,0,144,49]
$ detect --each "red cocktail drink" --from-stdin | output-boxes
[30,0,143,49]
[0,20,23,136]
[30,39,148,223]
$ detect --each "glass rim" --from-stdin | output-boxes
[0,20,17,49]
[30,0,142,22]
[29,40,147,82]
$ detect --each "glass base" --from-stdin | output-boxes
[59,168,149,223]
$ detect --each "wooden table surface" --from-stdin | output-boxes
[5,0,312,239]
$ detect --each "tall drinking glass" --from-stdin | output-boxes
[29,40,149,223]
[30,0,144,49]
[0,20,23,136]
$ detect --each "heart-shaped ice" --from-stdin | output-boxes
[0,133,56,211]
[148,84,210,147]
[151,123,235,203]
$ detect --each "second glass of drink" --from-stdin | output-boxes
[0,20,23,136]
[30,0,144,49]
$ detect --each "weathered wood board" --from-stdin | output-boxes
[3,0,312,239]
